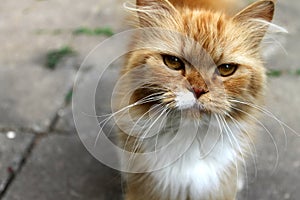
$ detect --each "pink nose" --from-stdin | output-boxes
[192,87,207,98]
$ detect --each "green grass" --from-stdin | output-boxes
[46,46,75,69]
[267,69,300,77]
[35,27,114,37]
[267,69,282,77]
[72,27,114,37]
[65,89,73,104]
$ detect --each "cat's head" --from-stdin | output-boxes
[121,0,274,120]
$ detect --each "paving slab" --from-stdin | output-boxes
[0,132,35,196]
[2,133,122,200]
[0,0,126,131]
[0,61,75,131]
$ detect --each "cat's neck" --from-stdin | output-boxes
[141,116,242,199]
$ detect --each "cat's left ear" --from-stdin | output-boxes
[233,0,274,42]
[135,0,177,27]
[234,0,274,22]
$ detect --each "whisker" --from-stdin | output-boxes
[228,98,299,137]
[123,103,164,153]
[132,105,168,150]
[95,92,167,147]
[154,108,172,161]
[223,111,258,183]
[215,114,224,150]
[128,105,169,168]
[129,104,166,148]
[219,115,242,195]
[222,114,250,196]
[196,114,223,159]
[229,105,279,174]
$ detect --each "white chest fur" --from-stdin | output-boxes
[146,118,239,200]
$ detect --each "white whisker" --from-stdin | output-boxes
[223,111,258,186]
[219,115,241,196]
[229,104,280,174]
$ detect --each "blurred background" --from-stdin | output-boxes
[0,0,299,199]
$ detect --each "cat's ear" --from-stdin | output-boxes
[233,0,274,22]
[135,0,177,27]
[233,0,274,43]
[136,0,173,7]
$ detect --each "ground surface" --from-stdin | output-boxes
[0,0,299,200]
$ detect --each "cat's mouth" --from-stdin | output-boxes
[180,103,211,119]
[162,91,209,114]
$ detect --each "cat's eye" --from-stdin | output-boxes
[217,64,238,77]
[162,55,185,70]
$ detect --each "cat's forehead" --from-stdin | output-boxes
[181,11,233,57]
[150,11,235,66]
[135,9,249,66]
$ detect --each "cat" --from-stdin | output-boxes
[114,0,275,199]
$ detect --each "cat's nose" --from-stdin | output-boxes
[192,87,208,98]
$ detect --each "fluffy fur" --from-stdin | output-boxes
[116,0,275,199]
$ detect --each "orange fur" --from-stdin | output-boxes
[118,0,275,199]
[167,0,242,14]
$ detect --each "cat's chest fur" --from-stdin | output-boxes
[145,119,239,200]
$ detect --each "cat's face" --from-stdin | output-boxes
[122,0,274,119]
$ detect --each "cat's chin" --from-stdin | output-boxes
[178,106,211,120]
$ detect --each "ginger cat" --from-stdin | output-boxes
[116,0,275,199]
